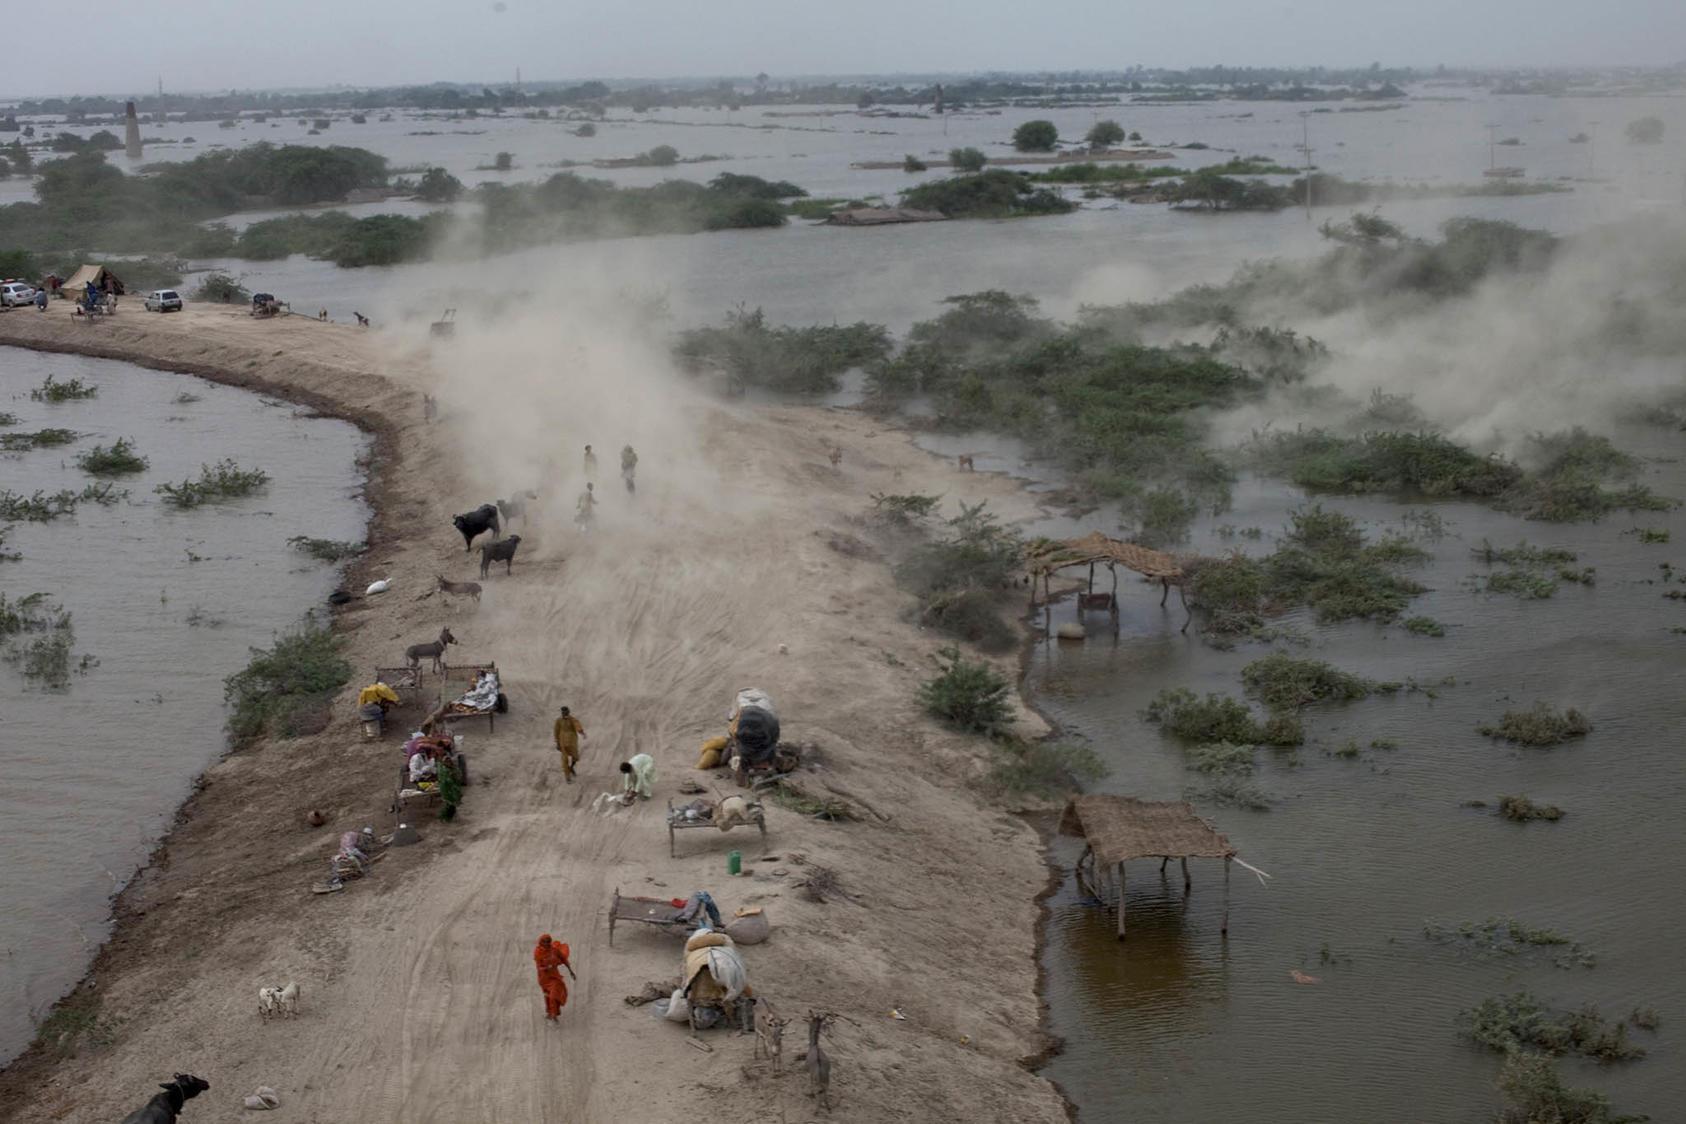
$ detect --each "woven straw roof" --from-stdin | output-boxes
[1060,795,1236,864]
[1026,532,1183,580]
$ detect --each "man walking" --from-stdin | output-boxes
[620,445,638,494]
[582,444,598,480]
[532,933,575,1023]
[553,705,585,783]
[574,481,596,532]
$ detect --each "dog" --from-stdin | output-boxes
[278,980,300,1018]
[258,986,280,1019]
[480,534,521,578]
[437,576,482,603]
[405,626,457,673]
[827,445,843,467]
[119,1073,210,1124]
[452,503,500,552]
[957,454,975,471]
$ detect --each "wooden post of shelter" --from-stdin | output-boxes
[1116,862,1127,940]
[1181,857,1191,893]
[1222,856,1231,936]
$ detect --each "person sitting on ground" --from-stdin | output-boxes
[358,680,400,714]
[620,752,656,800]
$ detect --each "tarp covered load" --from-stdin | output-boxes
[728,687,780,766]
[682,929,747,1002]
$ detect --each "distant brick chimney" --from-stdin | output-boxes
[124,100,142,159]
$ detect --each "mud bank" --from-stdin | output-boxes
[0,306,1068,1123]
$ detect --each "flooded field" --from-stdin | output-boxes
[0,349,366,1062]
[4,82,1684,1117]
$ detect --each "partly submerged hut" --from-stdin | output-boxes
[1025,532,1188,625]
[1060,795,1257,939]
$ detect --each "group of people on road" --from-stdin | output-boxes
[537,702,659,1021]
[573,444,639,532]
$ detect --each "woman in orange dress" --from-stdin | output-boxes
[533,933,575,1021]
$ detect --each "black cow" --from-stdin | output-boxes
[120,1074,210,1124]
[452,504,500,552]
[480,534,522,578]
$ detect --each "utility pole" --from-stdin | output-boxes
[1487,123,1499,172]
[1298,111,1314,220]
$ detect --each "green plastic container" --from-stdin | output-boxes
[727,849,742,876]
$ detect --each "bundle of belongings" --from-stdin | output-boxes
[670,795,763,831]
[680,926,751,1030]
[447,670,500,715]
[323,827,377,889]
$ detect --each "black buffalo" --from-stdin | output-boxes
[480,534,522,578]
[452,504,500,552]
[120,1074,210,1124]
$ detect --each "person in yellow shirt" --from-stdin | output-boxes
[358,681,400,710]
[553,706,585,783]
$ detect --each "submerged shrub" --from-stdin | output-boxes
[1499,795,1565,822]
[987,737,1106,798]
[30,375,98,402]
[75,437,149,476]
[1462,992,1644,1061]
[1240,653,1379,712]
[288,536,365,562]
[1479,704,1592,746]
[1144,687,1302,746]
[155,459,270,508]
[1496,1052,1643,1124]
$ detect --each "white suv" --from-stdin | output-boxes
[1,281,36,307]
[144,289,183,313]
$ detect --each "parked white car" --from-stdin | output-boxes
[144,289,183,313]
[0,281,36,307]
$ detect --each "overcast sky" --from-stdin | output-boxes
[20,0,1686,97]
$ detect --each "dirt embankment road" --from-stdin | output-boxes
[0,306,1068,1123]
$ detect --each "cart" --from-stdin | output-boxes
[438,660,499,733]
[430,308,456,338]
[667,797,766,858]
[608,887,703,946]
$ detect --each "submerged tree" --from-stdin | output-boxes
[1012,119,1059,152]
[1084,119,1126,150]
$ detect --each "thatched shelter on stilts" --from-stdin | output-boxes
[1025,532,1189,632]
[1060,795,1267,940]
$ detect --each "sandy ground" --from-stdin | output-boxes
[0,304,1070,1123]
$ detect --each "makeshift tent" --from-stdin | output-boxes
[1025,531,1191,630]
[728,687,780,768]
[60,263,125,297]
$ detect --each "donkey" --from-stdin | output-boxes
[405,626,457,673]
[437,576,482,604]
[119,1073,210,1124]
[806,1011,833,1111]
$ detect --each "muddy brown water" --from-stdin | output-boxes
[0,348,367,1063]
[1022,440,1686,1121]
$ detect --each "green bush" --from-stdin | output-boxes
[1461,992,1643,1062]
[75,438,148,476]
[986,737,1105,797]
[870,492,942,526]
[1240,654,1379,711]
[414,167,463,202]
[1143,687,1302,745]
[948,147,987,173]
[674,307,888,393]
[903,154,927,172]
[1498,795,1564,822]
[31,374,97,402]
[192,272,249,303]
[224,616,351,744]
[1404,616,1445,637]
[155,459,270,508]
[288,536,365,562]
[1012,119,1059,152]
[1479,704,1591,746]
[1496,1052,1642,1124]
[493,151,514,171]
[918,645,1013,735]
[1,428,79,451]
[901,170,1074,219]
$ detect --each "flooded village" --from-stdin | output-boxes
[0,29,1683,1124]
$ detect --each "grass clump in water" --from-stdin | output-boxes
[75,437,149,476]
[1244,428,1522,500]
[1502,428,1674,522]
[288,536,365,562]
[1631,527,1669,544]
[0,427,80,451]
[1187,507,1428,639]
[0,484,123,522]
[30,374,98,402]
[1462,992,1645,1061]
[986,737,1106,798]
[917,645,1013,735]
[224,614,351,745]
[155,459,270,508]
[1143,687,1303,746]
[1186,773,1276,810]
[1426,918,1593,968]
[1240,653,1382,711]
[1498,794,1565,822]
[1404,615,1445,636]
[0,592,77,690]
[1496,1052,1646,1124]
[1479,704,1592,746]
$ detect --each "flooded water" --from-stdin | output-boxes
[9,84,1686,1114]
[1028,440,1686,1120]
[0,349,367,1063]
